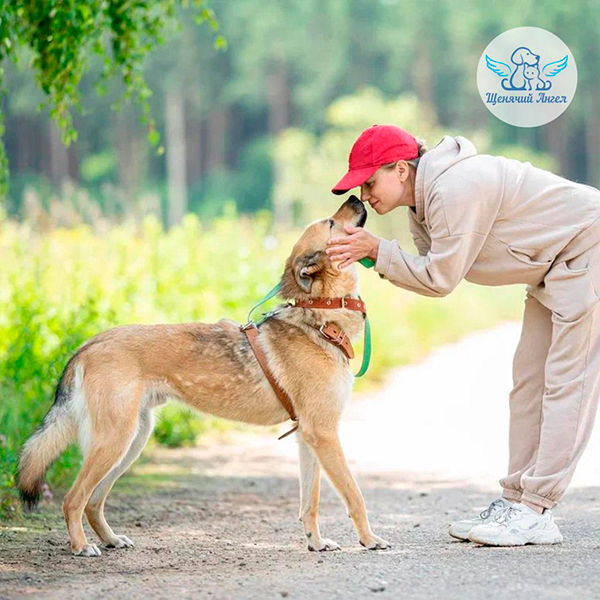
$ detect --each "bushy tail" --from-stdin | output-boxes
[16,365,78,511]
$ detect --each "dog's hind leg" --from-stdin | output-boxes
[297,436,340,551]
[63,386,142,557]
[301,427,390,550]
[85,407,155,549]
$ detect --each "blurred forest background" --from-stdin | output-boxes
[2,0,599,234]
[1,0,599,515]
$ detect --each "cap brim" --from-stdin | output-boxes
[331,165,379,195]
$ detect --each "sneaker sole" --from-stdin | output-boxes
[448,527,471,541]
[529,530,564,545]
[468,529,563,546]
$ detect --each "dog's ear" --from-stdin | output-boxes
[295,253,324,294]
[511,48,525,65]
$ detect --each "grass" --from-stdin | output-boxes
[0,210,526,518]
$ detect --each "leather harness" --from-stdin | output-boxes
[241,296,367,440]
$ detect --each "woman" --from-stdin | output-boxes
[327,124,600,547]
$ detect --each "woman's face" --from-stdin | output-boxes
[360,161,414,214]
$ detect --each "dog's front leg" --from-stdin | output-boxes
[302,429,390,550]
[297,436,341,552]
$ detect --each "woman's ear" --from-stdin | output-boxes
[396,160,409,183]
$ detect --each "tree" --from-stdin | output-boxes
[0,0,224,200]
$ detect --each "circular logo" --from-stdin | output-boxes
[477,27,577,127]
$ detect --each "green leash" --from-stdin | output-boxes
[245,260,373,377]
[353,315,371,377]
[352,258,374,377]
[246,282,284,325]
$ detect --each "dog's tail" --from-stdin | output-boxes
[16,360,81,511]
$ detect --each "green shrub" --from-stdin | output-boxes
[0,211,527,517]
[0,288,118,516]
[153,404,205,448]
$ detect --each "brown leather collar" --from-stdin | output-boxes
[294,296,366,360]
[313,322,354,359]
[241,296,367,440]
[294,297,366,313]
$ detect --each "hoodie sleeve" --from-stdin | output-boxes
[374,180,492,298]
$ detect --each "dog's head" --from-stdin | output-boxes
[511,47,539,66]
[280,196,367,300]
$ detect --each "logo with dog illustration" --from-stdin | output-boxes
[477,27,577,127]
[486,47,567,91]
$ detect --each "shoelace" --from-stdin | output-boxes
[493,505,522,526]
[479,499,503,520]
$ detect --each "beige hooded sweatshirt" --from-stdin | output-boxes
[375,136,600,298]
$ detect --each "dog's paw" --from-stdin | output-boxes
[105,534,135,549]
[73,543,102,557]
[359,533,391,550]
[307,537,341,552]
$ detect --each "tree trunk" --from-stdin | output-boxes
[48,121,70,188]
[268,57,291,226]
[67,143,79,183]
[186,117,202,184]
[267,58,289,136]
[116,112,140,199]
[206,108,227,173]
[14,117,31,171]
[166,86,188,228]
[545,114,569,175]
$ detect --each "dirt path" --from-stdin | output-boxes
[3,322,600,599]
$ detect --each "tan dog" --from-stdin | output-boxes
[17,196,390,556]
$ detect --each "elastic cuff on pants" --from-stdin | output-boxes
[501,488,522,503]
[520,491,557,510]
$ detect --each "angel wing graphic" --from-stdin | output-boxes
[541,55,568,77]
[485,55,511,77]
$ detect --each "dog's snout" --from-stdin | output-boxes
[347,195,367,227]
[333,195,367,228]
[345,195,365,212]
[356,208,367,228]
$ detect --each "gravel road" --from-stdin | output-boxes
[2,321,600,599]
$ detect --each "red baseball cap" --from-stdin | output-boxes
[332,124,419,195]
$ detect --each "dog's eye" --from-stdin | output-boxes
[329,219,334,228]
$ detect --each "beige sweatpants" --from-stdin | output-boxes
[500,227,600,510]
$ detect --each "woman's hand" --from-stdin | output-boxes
[325,226,381,270]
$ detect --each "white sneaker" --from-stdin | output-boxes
[467,503,563,546]
[448,498,512,540]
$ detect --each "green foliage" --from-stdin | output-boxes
[0,0,224,199]
[153,404,232,447]
[153,404,204,447]
[0,209,528,516]
[272,88,447,230]
[272,87,554,235]
[2,0,598,220]
[0,211,291,516]
[188,136,274,218]
[80,151,117,185]
[3,172,55,219]
[0,287,118,517]
[493,145,557,173]
[0,104,7,204]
